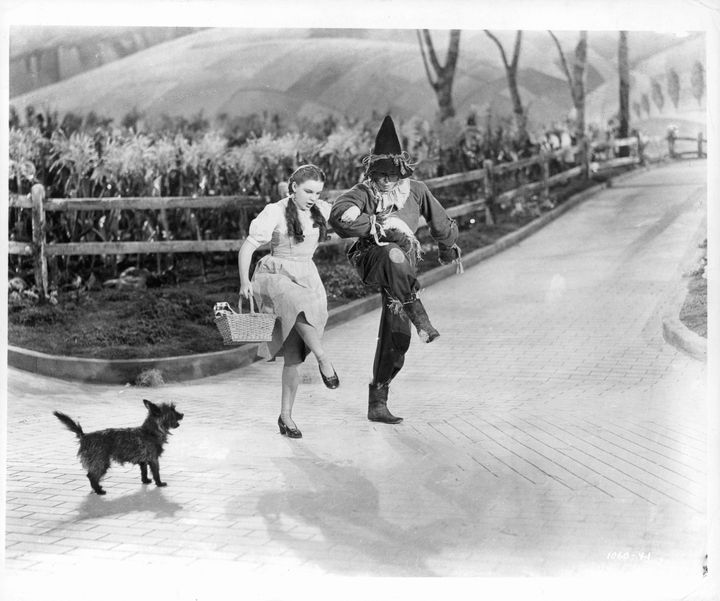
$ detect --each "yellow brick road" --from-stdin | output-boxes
[3,161,712,601]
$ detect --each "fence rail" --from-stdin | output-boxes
[667,132,707,159]
[9,129,704,300]
[8,194,264,211]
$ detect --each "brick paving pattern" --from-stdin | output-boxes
[3,161,712,600]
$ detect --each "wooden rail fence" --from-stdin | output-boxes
[10,130,701,301]
[667,131,707,159]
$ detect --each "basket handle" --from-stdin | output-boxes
[237,294,257,314]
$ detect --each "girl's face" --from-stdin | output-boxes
[292,179,324,211]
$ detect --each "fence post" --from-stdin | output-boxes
[482,159,495,225]
[580,137,590,179]
[667,134,676,159]
[540,151,550,202]
[635,132,645,166]
[31,183,49,301]
[698,132,705,158]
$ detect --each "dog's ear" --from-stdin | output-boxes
[143,399,160,415]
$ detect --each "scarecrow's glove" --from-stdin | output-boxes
[438,244,464,274]
[340,205,361,223]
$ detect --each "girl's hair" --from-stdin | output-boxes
[284,164,329,244]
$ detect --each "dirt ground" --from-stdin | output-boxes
[8,217,533,359]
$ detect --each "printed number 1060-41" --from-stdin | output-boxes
[607,552,651,561]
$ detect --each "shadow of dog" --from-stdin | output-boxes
[76,486,183,520]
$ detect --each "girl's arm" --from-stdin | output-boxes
[238,239,256,302]
[237,202,279,304]
[328,187,372,238]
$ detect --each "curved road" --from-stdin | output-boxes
[4,161,710,600]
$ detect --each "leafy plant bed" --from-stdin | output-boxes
[8,169,630,360]
[679,243,707,339]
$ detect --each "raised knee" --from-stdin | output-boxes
[388,246,406,264]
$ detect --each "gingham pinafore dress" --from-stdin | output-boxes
[246,197,330,362]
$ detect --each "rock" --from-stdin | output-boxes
[86,273,102,291]
[120,267,151,279]
[8,277,27,292]
[103,276,147,290]
[104,267,150,290]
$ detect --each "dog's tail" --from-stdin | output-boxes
[53,411,84,438]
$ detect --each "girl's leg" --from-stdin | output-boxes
[280,363,300,430]
[293,314,335,378]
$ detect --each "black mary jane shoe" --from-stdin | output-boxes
[278,415,302,439]
[319,365,340,389]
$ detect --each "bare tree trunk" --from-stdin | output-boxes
[572,32,587,137]
[484,30,529,144]
[618,31,630,157]
[417,29,461,121]
[548,30,587,141]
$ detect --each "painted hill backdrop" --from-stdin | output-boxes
[10,27,706,137]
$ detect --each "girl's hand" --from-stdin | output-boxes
[240,280,253,300]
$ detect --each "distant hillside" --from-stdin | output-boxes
[9,26,204,96]
[9,28,706,136]
[585,32,706,138]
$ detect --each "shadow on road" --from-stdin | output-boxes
[75,486,183,520]
[254,447,446,575]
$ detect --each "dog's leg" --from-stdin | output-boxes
[148,460,166,487]
[139,462,152,484]
[87,472,106,495]
[85,456,109,495]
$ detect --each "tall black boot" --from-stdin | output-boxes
[368,382,403,424]
[403,298,440,343]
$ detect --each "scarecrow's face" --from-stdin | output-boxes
[372,172,401,193]
[292,178,324,211]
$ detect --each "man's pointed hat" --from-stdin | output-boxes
[363,115,414,177]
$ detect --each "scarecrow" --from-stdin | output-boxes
[329,115,462,423]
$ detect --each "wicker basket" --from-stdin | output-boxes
[214,297,276,344]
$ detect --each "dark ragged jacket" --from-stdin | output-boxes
[328,179,458,251]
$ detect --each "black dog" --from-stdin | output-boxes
[54,399,183,495]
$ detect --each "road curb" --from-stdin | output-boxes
[661,227,707,362]
[6,176,622,384]
[661,290,707,362]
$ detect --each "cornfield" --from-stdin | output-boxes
[8,108,532,286]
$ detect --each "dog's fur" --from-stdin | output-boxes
[54,399,183,495]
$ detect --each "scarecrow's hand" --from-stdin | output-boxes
[438,244,461,265]
[340,206,361,223]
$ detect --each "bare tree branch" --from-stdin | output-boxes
[422,29,443,73]
[484,29,528,142]
[484,30,510,69]
[416,29,437,90]
[573,31,588,95]
[511,31,522,71]
[447,30,461,72]
[416,29,462,120]
[548,30,575,101]
[548,30,588,140]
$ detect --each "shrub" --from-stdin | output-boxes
[135,368,165,387]
[691,61,705,105]
[13,305,67,326]
[667,68,680,108]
